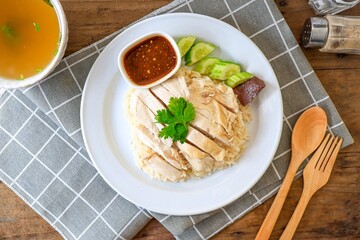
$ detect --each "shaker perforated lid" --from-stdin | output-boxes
[302,17,329,48]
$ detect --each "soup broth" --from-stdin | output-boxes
[0,0,60,80]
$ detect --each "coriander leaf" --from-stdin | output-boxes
[155,109,174,125]
[159,123,177,139]
[174,123,188,144]
[183,102,196,123]
[168,97,188,122]
[155,97,196,143]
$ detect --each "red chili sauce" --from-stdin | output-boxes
[123,36,177,86]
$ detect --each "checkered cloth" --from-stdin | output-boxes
[0,0,353,239]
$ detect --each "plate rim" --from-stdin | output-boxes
[81,12,283,215]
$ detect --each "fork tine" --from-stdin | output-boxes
[319,136,338,172]
[317,135,336,171]
[322,137,343,173]
[314,134,333,170]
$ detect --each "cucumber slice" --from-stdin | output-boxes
[209,61,241,80]
[193,57,221,74]
[177,36,196,57]
[225,72,254,88]
[185,42,216,66]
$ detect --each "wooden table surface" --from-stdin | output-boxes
[1,0,359,239]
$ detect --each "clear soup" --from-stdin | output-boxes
[0,0,60,80]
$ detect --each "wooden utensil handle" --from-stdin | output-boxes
[255,164,297,240]
[279,190,312,240]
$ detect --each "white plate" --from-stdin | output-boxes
[81,13,283,216]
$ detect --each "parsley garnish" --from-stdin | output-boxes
[1,23,17,39]
[155,97,196,144]
[33,22,40,32]
[43,0,53,7]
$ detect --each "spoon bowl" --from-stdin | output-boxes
[255,106,327,240]
[292,107,328,157]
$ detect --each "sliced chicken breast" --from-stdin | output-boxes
[188,89,237,136]
[161,75,190,100]
[186,126,226,161]
[142,154,187,182]
[134,90,166,112]
[129,91,172,148]
[134,124,188,170]
[176,142,214,176]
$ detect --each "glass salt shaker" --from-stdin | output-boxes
[303,15,360,54]
[308,0,360,15]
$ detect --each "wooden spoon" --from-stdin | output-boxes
[255,106,327,240]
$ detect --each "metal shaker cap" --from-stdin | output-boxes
[302,17,329,48]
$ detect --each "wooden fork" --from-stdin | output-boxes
[280,134,343,240]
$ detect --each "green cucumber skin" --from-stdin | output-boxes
[185,42,216,66]
[225,72,254,88]
[178,38,252,86]
[177,36,196,57]
[193,57,221,74]
[209,62,241,80]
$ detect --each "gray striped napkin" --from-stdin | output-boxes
[0,0,353,239]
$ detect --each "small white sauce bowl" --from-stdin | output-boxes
[118,32,181,89]
[0,0,68,89]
